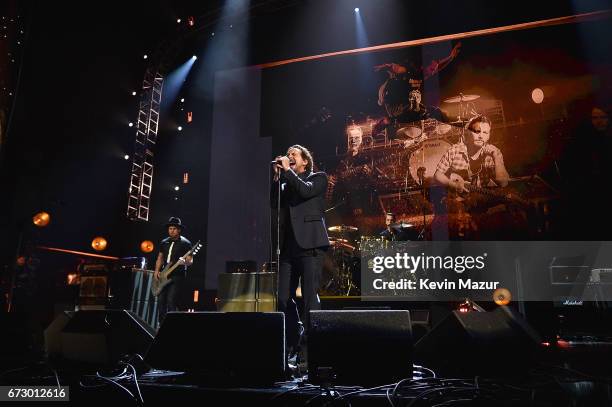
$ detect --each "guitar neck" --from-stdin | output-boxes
[465,183,527,206]
[466,184,496,197]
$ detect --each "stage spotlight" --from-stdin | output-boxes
[174,185,180,191]
[177,126,183,131]
[140,240,154,253]
[124,154,130,160]
[91,237,108,251]
[128,122,134,127]
[67,273,79,285]
[131,91,137,96]
[143,54,148,59]
[493,288,512,306]
[181,98,185,103]
[211,32,215,36]
[188,16,195,27]
[531,88,544,104]
[33,211,51,227]
[354,7,359,12]
[192,55,197,60]
[176,18,181,24]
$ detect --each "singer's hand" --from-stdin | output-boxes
[278,156,291,171]
[272,156,283,181]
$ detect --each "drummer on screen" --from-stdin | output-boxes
[379,212,413,241]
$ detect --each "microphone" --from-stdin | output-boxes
[271,158,295,165]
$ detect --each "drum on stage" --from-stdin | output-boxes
[408,139,451,183]
[320,236,360,296]
[358,236,389,256]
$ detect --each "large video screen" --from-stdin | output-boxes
[260,15,612,242]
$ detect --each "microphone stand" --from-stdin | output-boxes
[417,166,427,240]
[270,165,282,311]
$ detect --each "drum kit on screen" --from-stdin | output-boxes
[321,94,481,296]
[343,93,481,188]
[397,93,481,185]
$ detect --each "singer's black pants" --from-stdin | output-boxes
[278,231,323,351]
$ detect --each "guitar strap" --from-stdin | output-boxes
[166,241,175,264]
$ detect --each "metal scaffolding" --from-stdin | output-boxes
[127,68,163,221]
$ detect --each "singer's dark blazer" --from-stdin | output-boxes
[271,169,330,250]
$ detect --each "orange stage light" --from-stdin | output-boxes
[67,273,79,285]
[140,240,155,253]
[493,288,512,306]
[33,211,51,227]
[91,237,108,251]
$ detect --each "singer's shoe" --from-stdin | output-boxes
[286,323,306,379]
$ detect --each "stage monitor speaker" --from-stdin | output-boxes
[44,311,73,358]
[0,312,32,368]
[145,311,285,384]
[217,272,276,312]
[308,310,413,386]
[414,306,542,377]
[46,309,155,366]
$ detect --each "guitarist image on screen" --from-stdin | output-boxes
[154,217,193,326]
[432,115,510,239]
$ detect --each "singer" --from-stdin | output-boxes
[270,144,330,363]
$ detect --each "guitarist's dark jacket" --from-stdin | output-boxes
[159,236,192,279]
[271,170,331,252]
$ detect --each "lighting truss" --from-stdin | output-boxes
[126,68,163,221]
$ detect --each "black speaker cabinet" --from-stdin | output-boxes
[414,306,542,377]
[45,309,155,366]
[0,312,32,368]
[145,311,286,384]
[308,310,413,386]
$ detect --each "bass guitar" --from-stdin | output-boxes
[151,241,203,297]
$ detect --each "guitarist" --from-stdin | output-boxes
[434,115,509,190]
[154,217,193,326]
[432,115,510,238]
